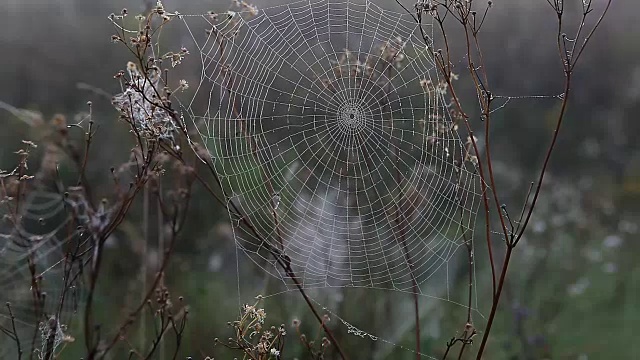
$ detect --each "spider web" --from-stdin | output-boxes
[0,188,84,359]
[180,0,482,301]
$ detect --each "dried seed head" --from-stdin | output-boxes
[322,337,331,347]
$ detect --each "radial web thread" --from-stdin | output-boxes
[179,0,483,299]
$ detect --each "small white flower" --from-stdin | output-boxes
[603,262,618,274]
[567,277,590,296]
[170,53,184,67]
[603,234,622,249]
[270,348,280,356]
[247,4,259,17]
[255,308,266,323]
[156,1,165,14]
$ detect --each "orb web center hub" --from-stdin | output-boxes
[337,102,366,134]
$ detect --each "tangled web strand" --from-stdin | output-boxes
[182,0,482,296]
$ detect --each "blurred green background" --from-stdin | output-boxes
[0,0,638,359]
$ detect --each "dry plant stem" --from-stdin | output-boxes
[211,27,286,251]
[396,1,611,359]
[139,287,188,360]
[456,342,467,360]
[84,145,160,357]
[100,188,191,358]
[140,183,150,352]
[54,217,80,320]
[54,122,110,356]
[185,153,348,359]
[460,24,511,250]
[422,8,498,297]
[141,185,190,360]
[14,152,27,215]
[451,54,488,349]
[156,184,167,360]
[0,166,38,360]
[376,51,421,358]
[473,245,512,359]
[5,144,85,359]
[162,126,347,358]
[281,260,348,360]
[7,304,23,359]
[394,86,421,360]
[429,4,503,301]
[77,108,96,201]
[27,250,45,360]
[143,309,188,360]
[389,178,421,360]
[451,146,476,335]
[400,3,492,357]
[462,233,474,325]
[84,193,141,356]
[49,229,84,360]
[458,28,516,360]
[1,148,43,359]
[207,24,348,359]
[475,0,611,356]
[516,0,611,241]
[44,319,58,360]
[392,123,421,360]
[422,4,505,355]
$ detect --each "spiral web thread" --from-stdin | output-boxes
[180,0,482,302]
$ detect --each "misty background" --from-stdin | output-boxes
[0,0,637,359]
